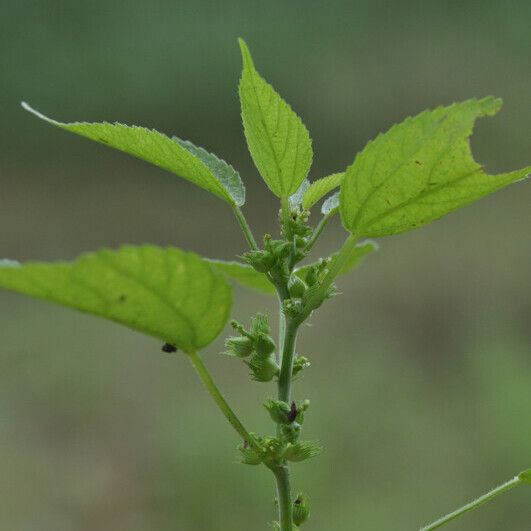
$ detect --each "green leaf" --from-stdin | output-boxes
[302,172,344,210]
[207,259,275,295]
[238,39,313,198]
[173,137,245,206]
[519,469,531,484]
[22,102,244,206]
[296,240,377,281]
[340,97,530,237]
[0,246,232,353]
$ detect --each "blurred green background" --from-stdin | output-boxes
[1,1,530,530]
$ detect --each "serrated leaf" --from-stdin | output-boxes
[173,137,245,205]
[519,469,531,484]
[22,102,243,206]
[238,39,313,198]
[296,240,377,280]
[321,191,340,215]
[208,260,275,294]
[302,172,344,210]
[0,246,232,353]
[340,97,530,237]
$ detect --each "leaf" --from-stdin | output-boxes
[340,97,530,237]
[321,191,340,215]
[22,102,244,206]
[289,179,311,208]
[0,246,232,353]
[519,469,531,484]
[207,259,275,294]
[173,137,245,206]
[238,39,313,198]
[302,172,344,210]
[296,240,377,280]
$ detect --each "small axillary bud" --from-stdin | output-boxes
[292,493,310,526]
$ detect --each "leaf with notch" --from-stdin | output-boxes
[0,246,232,353]
[340,97,530,237]
[302,172,344,210]
[238,39,313,198]
[22,102,245,206]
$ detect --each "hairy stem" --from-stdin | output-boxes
[278,319,299,403]
[274,465,293,531]
[421,475,524,530]
[187,351,260,451]
[232,205,259,251]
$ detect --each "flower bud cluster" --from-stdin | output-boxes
[225,314,279,382]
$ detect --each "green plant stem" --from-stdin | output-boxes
[187,351,260,452]
[421,475,524,530]
[278,319,299,403]
[304,208,337,253]
[274,465,293,531]
[232,205,259,250]
[300,233,358,320]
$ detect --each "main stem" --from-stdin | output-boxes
[421,475,523,530]
[274,312,300,530]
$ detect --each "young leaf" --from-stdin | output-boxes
[238,39,313,198]
[302,172,344,210]
[0,246,232,353]
[296,240,377,281]
[289,179,311,208]
[207,259,275,295]
[22,102,245,206]
[321,191,340,215]
[340,97,530,237]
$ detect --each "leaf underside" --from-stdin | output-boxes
[22,102,244,206]
[211,241,377,295]
[302,172,344,210]
[0,246,232,353]
[340,97,530,237]
[238,39,313,198]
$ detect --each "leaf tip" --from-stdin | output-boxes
[519,469,531,484]
[20,101,58,125]
[238,38,254,70]
[478,96,503,116]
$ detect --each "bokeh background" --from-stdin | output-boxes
[1,1,530,530]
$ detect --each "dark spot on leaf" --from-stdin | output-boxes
[118,294,127,302]
[415,160,422,165]
[162,343,177,353]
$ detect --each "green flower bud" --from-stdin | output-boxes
[284,440,322,462]
[243,250,275,273]
[238,441,263,465]
[292,356,310,378]
[264,399,291,424]
[279,422,301,444]
[250,313,271,336]
[288,275,307,299]
[225,335,254,358]
[254,332,276,358]
[292,493,310,526]
[246,354,279,382]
